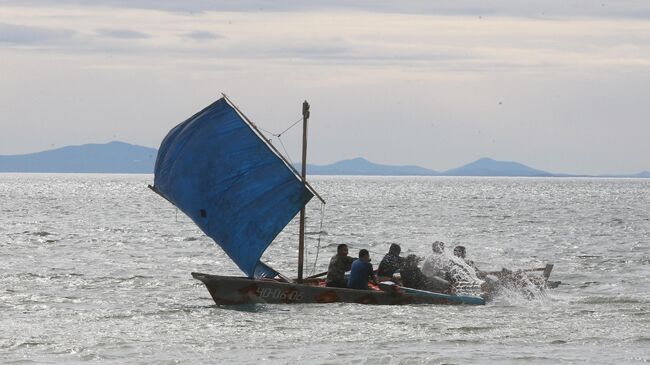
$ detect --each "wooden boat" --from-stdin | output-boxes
[191,272,485,305]
[150,95,485,306]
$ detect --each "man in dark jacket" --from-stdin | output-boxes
[326,244,355,288]
[377,243,406,279]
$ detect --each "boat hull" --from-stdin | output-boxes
[191,272,485,306]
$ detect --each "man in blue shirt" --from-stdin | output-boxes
[348,249,378,290]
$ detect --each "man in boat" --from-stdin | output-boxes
[377,243,406,281]
[400,254,453,293]
[453,245,484,277]
[446,246,485,292]
[400,254,427,289]
[399,254,447,292]
[422,241,450,279]
[326,244,355,288]
[420,241,457,291]
[453,245,472,266]
[347,249,378,290]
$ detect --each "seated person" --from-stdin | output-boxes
[422,241,450,279]
[401,254,452,293]
[377,243,406,280]
[446,245,486,293]
[452,245,485,279]
[400,254,428,289]
[347,249,378,290]
[453,245,479,269]
[326,244,355,288]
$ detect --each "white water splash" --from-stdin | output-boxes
[489,270,552,305]
[423,248,554,302]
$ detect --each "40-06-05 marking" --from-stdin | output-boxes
[256,287,303,301]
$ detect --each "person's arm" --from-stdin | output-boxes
[369,263,379,285]
[345,256,355,270]
[421,259,432,276]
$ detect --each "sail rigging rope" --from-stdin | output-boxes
[258,116,303,139]
[277,117,303,137]
[277,138,294,166]
[258,116,305,173]
[307,202,326,277]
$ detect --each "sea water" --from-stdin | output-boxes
[1,174,648,364]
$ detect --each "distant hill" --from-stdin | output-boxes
[297,157,555,177]
[442,157,554,177]
[599,170,650,178]
[296,157,438,176]
[0,141,156,173]
[0,142,647,177]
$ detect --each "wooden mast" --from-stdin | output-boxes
[297,100,309,283]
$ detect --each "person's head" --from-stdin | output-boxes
[388,243,401,256]
[453,245,466,258]
[405,254,421,268]
[432,241,445,254]
[337,244,349,256]
[359,249,370,262]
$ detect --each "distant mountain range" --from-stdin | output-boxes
[0,141,157,173]
[441,157,553,177]
[298,157,649,178]
[0,141,648,178]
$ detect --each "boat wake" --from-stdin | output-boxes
[433,252,555,304]
[489,275,552,305]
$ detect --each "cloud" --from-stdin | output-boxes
[95,28,150,39]
[1,4,649,74]
[183,30,221,41]
[0,22,75,44]
[3,0,650,19]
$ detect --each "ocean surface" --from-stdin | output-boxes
[1,174,648,364]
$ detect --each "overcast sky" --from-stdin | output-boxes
[1,1,649,174]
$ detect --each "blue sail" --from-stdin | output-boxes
[153,97,314,278]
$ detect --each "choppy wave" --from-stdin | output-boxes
[577,296,645,305]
